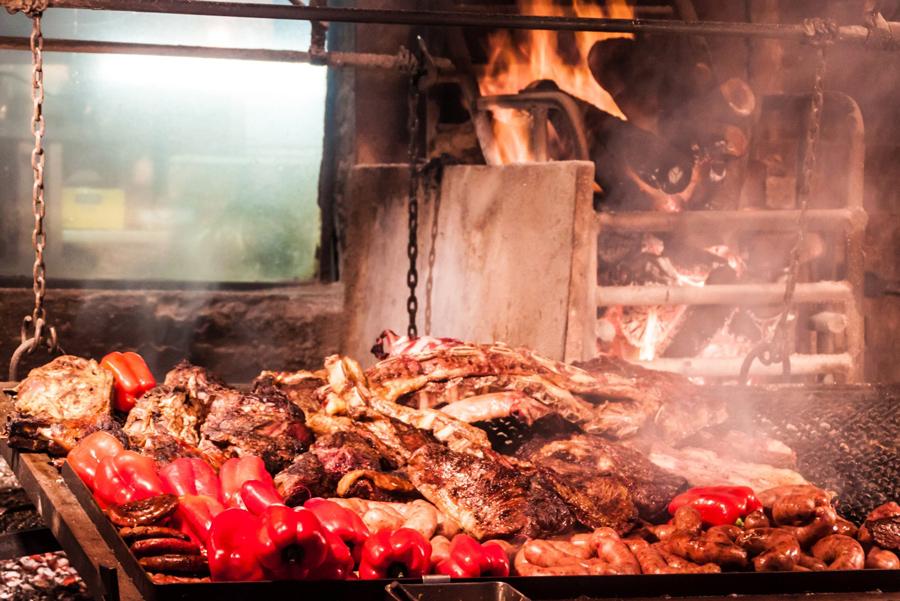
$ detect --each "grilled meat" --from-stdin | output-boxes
[680,428,797,469]
[199,384,312,473]
[307,412,434,468]
[518,434,687,526]
[640,444,809,492]
[8,355,117,454]
[123,386,210,463]
[407,443,574,540]
[164,362,312,473]
[273,453,331,506]
[576,355,727,443]
[252,369,326,416]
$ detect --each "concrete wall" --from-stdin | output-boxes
[1,284,343,383]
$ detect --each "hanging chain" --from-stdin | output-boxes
[739,42,827,384]
[405,66,423,338]
[9,12,60,381]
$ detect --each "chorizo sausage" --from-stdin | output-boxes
[139,554,209,576]
[865,546,900,570]
[119,526,189,542]
[812,534,865,570]
[130,538,201,558]
[735,528,800,572]
[107,495,178,527]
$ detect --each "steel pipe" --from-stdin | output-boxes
[0,35,450,70]
[0,1,890,48]
[597,208,868,233]
[596,280,853,306]
[635,352,852,377]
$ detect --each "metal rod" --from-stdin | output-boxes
[14,1,894,47]
[596,280,853,306]
[0,35,443,70]
[597,208,868,233]
[635,352,851,377]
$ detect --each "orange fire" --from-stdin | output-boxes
[478,0,634,163]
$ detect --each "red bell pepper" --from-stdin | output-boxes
[241,480,285,516]
[208,508,267,582]
[220,456,279,510]
[160,457,222,500]
[100,351,156,413]
[314,529,355,580]
[93,451,165,507]
[668,486,762,527]
[358,528,432,579]
[303,498,370,562]
[256,505,328,580]
[66,431,124,491]
[176,494,225,545]
[434,534,510,578]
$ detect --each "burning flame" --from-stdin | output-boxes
[478,0,634,163]
[639,309,661,361]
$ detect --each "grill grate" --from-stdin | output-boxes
[727,385,899,524]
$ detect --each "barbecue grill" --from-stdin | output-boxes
[0,1,898,600]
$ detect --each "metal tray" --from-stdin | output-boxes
[60,462,900,601]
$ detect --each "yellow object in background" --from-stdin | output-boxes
[62,187,126,230]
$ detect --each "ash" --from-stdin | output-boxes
[0,459,89,601]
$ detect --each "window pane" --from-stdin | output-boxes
[0,4,324,283]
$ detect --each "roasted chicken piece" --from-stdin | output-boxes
[8,355,119,454]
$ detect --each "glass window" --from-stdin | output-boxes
[0,3,326,283]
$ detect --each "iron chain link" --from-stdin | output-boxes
[405,66,423,338]
[739,43,827,384]
[9,13,60,380]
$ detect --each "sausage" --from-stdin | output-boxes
[735,528,800,572]
[811,534,865,570]
[119,526,189,542]
[758,485,832,510]
[514,546,589,576]
[545,539,593,559]
[130,538,202,558]
[523,540,585,567]
[399,500,439,540]
[865,546,900,570]
[867,516,900,551]
[834,518,858,539]
[139,554,209,576]
[592,528,640,575]
[483,539,519,561]
[624,538,720,574]
[666,531,748,569]
[744,509,770,530]
[647,523,677,542]
[784,503,838,549]
[107,494,179,527]
[707,525,741,544]
[673,506,703,535]
[796,553,827,571]
[148,573,211,584]
[569,533,596,553]
[430,535,451,567]
[654,542,721,573]
[772,493,827,526]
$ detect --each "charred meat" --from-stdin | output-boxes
[407,443,574,540]
[8,355,117,454]
[123,386,210,463]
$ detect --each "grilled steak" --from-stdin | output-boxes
[252,370,326,416]
[407,443,574,540]
[123,385,210,463]
[307,412,434,468]
[517,434,687,526]
[199,384,313,473]
[311,431,383,478]
[8,355,117,454]
[161,362,312,473]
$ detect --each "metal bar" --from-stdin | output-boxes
[596,280,853,306]
[3,1,888,47]
[0,35,441,70]
[635,353,852,377]
[0,527,62,559]
[596,208,868,233]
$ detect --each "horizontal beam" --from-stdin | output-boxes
[0,1,887,47]
[597,208,868,233]
[596,281,853,306]
[0,36,445,70]
[634,353,852,377]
